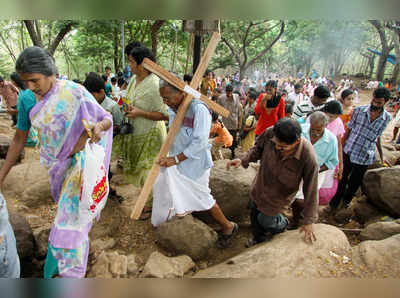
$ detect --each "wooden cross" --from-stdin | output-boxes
[130,31,229,220]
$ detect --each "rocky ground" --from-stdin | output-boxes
[1,85,400,278]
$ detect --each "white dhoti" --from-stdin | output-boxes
[151,166,216,227]
[295,171,327,200]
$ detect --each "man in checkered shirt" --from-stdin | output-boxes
[325,87,392,212]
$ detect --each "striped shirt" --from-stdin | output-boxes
[293,100,323,119]
[344,105,391,165]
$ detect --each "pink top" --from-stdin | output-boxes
[326,117,345,138]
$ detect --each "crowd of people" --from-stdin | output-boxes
[0,41,395,278]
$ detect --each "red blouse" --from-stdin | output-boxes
[254,93,285,136]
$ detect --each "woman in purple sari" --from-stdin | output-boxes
[0,47,113,278]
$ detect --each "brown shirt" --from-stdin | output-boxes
[240,127,319,224]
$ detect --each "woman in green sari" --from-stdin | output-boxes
[114,45,168,219]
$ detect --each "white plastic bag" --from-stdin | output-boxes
[79,141,109,225]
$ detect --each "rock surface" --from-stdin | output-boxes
[155,215,218,261]
[362,166,400,217]
[32,226,50,258]
[360,222,400,241]
[207,160,257,221]
[352,234,400,277]
[88,251,128,278]
[8,212,35,259]
[195,224,352,278]
[3,161,48,198]
[141,251,195,278]
[353,197,386,225]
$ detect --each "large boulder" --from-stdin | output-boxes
[195,224,352,278]
[155,215,218,261]
[353,196,386,225]
[352,234,400,277]
[0,134,24,162]
[32,226,51,258]
[8,212,35,259]
[206,160,257,221]
[87,251,128,278]
[141,251,195,278]
[360,222,400,241]
[362,166,400,217]
[3,161,49,199]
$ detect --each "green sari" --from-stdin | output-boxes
[113,73,167,190]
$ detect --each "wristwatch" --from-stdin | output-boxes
[174,155,180,164]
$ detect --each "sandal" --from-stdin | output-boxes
[217,222,238,249]
[139,207,152,221]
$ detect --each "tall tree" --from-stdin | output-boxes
[220,20,285,79]
[386,21,400,86]
[23,20,77,55]
[150,20,166,58]
[369,20,394,82]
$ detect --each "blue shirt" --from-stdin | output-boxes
[345,105,391,165]
[301,124,338,169]
[16,89,36,131]
[168,100,213,181]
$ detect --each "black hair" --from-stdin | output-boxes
[273,118,302,144]
[285,103,294,115]
[10,72,26,90]
[265,80,278,89]
[248,91,257,100]
[373,87,391,102]
[341,89,354,100]
[101,75,108,82]
[117,77,125,88]
[72,79,82,85]
[264,80,282,108]
[125,41,143,56]
[105,66,111,70]
[313,85,331,99]
[225,84,233,92]
[129,46,156,64]
[211,111,224,128]
[15,46,57,76]
[117,71,123,77]
[83,72,106,93]
[294,83,303,90]
[214,87,222,94]
[183,74,193,83]
[322,100,343,115]
[204,69,211,77]
[0,76,3,82]
[111,77,117,83]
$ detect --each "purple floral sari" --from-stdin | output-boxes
[29,80,113,278]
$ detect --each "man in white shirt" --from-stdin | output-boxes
[287,84,307,108]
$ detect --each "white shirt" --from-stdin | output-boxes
[287,91,305,107]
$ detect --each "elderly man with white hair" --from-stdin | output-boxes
[152,75,238,249]
[289,111,338,229]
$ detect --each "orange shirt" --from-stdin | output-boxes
[339,109,353,130]
[211,122,233,147]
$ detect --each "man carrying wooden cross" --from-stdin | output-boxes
[152,74,238,248]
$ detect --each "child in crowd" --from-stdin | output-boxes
[210,112,233,160]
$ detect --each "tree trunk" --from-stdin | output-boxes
[24,20,75,56]
[23,20,44,48]
[391,30,400,87]
[150,20,165,58]
[369,55,376,79]
[113,26,120,73]
[370,20,390,82]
